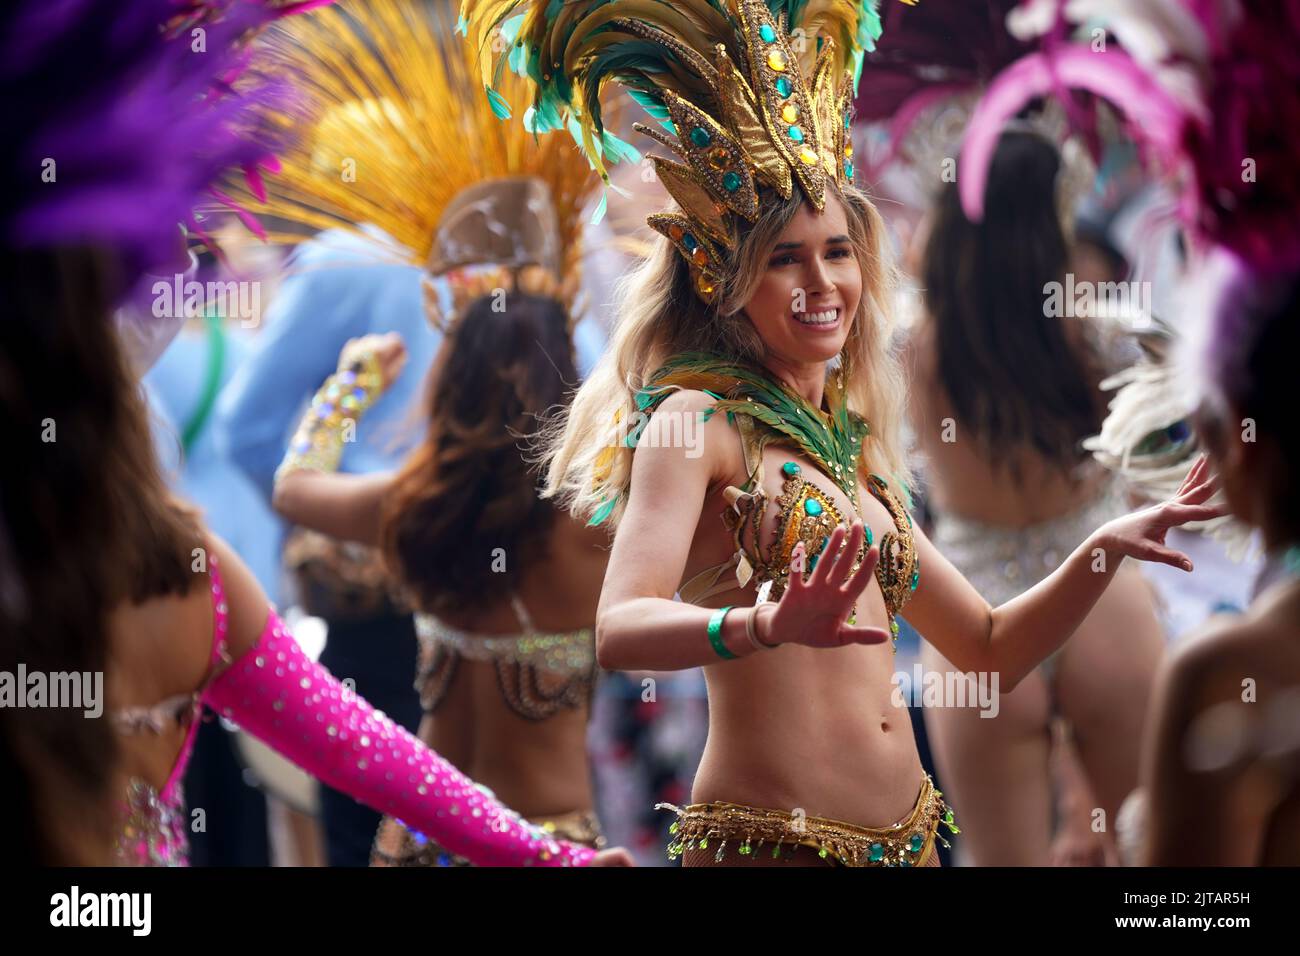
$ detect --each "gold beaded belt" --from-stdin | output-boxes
[371,809,606,867]
[657,775,958,867]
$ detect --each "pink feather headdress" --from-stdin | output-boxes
[958,0,1300,272]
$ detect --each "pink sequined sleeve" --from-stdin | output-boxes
[203,609,594,867]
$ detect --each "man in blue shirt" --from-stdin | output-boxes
[215,227,439,867]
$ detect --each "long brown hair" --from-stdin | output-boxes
[2,246,202,862]
[923,130,1104,477]
[382,290,576,615]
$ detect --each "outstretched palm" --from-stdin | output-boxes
[766,521,891,649]
[1101,455,1230,570]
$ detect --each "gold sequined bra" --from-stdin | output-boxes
[413,596,597,721]
[679,413,920,643]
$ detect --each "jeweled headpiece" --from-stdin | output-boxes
[460,0,888,302]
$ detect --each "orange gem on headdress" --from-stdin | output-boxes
[696,274,715,296]
[668,223,684,241]
[692,247,709,266]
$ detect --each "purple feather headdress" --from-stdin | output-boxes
[1,0,315,294]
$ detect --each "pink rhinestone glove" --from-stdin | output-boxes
[204,610,595,867]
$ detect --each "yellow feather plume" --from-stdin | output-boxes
[229,0,604,280]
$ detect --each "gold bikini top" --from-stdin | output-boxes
[679,413,920,642]
[413,596,597,722]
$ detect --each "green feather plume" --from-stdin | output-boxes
[459,0,884,182]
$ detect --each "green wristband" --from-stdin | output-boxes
[707,606,738,660]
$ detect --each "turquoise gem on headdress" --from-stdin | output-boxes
[909,833,924,853]
[844,161,854,179]
[782,461,801,478]
[868,842,884,862]
[804,498,823,517]
[689,126,712,148]
[910,567,920,591]
[760,23,776,43]
[722,170,742,192]
[788,125,804,143]
[775,76,792,98]
[682,232,698,251]
[864,524,873,547]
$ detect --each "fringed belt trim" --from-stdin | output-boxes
[656,775,959,867]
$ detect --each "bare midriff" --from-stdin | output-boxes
[681,444,925,828]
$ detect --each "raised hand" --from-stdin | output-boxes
[1097,455,1229,571]
[338,331,407,390]
[756,521,891,649]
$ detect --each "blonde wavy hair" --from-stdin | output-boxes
[542,181,911,527]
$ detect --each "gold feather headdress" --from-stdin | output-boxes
[458,0,888,302]
[230,0,606,320]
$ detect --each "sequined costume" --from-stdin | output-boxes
[635,360,949,861]
[659,774,955,867]
[112,551,594,866]
[644,357,920,648]
[370,597,604,866]
[458,0,949,864]
[412,598,597,722]
[257,0,620,865]
[112,552,232,866]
